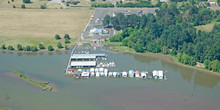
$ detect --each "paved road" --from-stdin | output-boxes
[46,0,67,8]
[81,8,157,42]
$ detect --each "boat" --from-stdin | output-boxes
[75,70,81,78]
[152,70,158,79]
[122,71,128,77]
[148,72,153,79]
[104,68,108,77]
[141,71,147,79]
[108,72,113,77]
[128,70,135,77]
[113,72,117,77]
[99,67,104,72]
[81,69,90,77]
[95,68,99,73]
[90,72,95,77]
[158,70,163,79]
[90,68,95,72]
[117,72,122,77]
[135,71,140,78]
[100,72,105,77]
[96,72,100,77]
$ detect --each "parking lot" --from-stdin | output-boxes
[81,8,157,42]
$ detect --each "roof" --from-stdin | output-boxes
[90,28,102,34]
[71,54,106,59]
[71,61,96,67]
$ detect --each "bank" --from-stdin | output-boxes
[104,41,220,76]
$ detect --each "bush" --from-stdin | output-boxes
[40,4,46,9]
[71,1,80,5]
[31,46,38,52]
[23,0,31,3]
[11,0,14,2]
[66,3,69,7]
[8,1,10,4]
[64,34,71,40]
[13,5,16,8]
[91,0,95,2]
[17,44,23,51]
[57,42,63,48]
[21,4,26,9]
[8,46,14,50]
[65,45,68,50]
[48,45,54,51]
[91,2,114,8]
[65,39,70,44]
[39,44,45,49]
[55,34,61,40]
[1,44,6,49]
[24,45,31,51]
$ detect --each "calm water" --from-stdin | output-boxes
[0,47,220,110]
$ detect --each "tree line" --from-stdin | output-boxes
[103,2,220,72]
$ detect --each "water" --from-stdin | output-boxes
[0,48,220,110]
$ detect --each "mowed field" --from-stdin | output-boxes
[0,8,93,50]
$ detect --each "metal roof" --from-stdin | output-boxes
[71,61,96,67]
[71,54,106,59]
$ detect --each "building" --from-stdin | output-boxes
[71,61,97,67]
[71,54,106,61]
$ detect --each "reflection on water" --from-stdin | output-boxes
[194,72,220,88]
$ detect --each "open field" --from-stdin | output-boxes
[0,0,49,8]
[195,22,220,32]
[0,8,93,50]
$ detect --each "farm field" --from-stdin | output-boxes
[0,8,93,50]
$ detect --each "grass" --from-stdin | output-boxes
[0,0,49,9]
[195,22,220,32]
[12,71,53,91]
[0,8,93,50]
[0,108,8,110]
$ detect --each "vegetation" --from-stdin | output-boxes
[55,34,61,40]
[24,45,31,51]
[57,42,63,48]
[30,46,38,52]
[7,46,14,50]
[21,4,26,9]
[104,2,220,73]
[39,44,45,49]
[48,45,54,51]
[65,45,68,50]
[17,44,23,51]
[23,0,31,3]
[1,44,6,50]
[116,1,154,8]
[218,0,220,6]
[0,108,8,110]
[71,1,80,5]
[40,4,46,9]
[91,2,114,8]
[64,34,71,40]
[65,39,70,44]
[12,71,53,91]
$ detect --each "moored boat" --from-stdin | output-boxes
[141,71,147,79]
[122,71,128,77]
[128,70,135,77]
[135,71,140,78]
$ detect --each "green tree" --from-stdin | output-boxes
[17,44,23,51]
[1,44,6,49]
[55,34,61,40]
[21,4,26,9]
[31,46,38,52]
[11,0,14,2]
[65,39,70,44]
[134,43,145,53]
[40,4,46,9]
[24,45,31,51]
[65,45,68,50]
[8,46,14,50]
[57,42,63,48]
[103,15,111,26]
[217,0,220,6]
[210,60,220,72]
[48,45,54,51]
[23,0,31,3]
[204,59,211,70]
[39,44,45,49]
[13,5,16,8]
[64,34,71,40]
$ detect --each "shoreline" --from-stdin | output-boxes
[8,71,57,92]
[108,45,220,77]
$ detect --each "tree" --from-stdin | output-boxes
[17,44,23,51]
[23,0,31,3]
[57,42,63,48]
[21,4,26,9]
[48,45,54,51]
[8,46,14,50]
[134,43,145,53]
[217,0,220,6]
[24,46,31,51]
[1,44,6,49]
[39,44,45,49]
[103,15,111,26]
[13,5,16,8]
[40,4,46,9]
[64,34,71,40]
[55,34,61,40]
[65,39,70,44]
[31,46,38,52]
[65,45,68,50]
[210,60,220,72]
[11,0,14,2]
[90,0,95,2]
[204,59,211,70]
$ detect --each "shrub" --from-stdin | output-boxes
[11,0,14,2]
[65,45,68,50]
[40,4,46,9]
[21,4,26,9]
[71,1,80,5]
[8,46,14,50]
[8,1,10,4]
[91,0,95,2]
[23,0,31,3]
[13,5,16,8]
[55,34,61,40]
[64,34,71,40]
[39,44,45,49]
[57,42,63,48]
[24,45,31,51]
[66,3,69,7]
[31,46,38,52]
[48,45,54,51]
[65,39,70,44]
[17,44,23,51]
[1,44,6,49]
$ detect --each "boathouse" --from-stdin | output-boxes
[71,61,97,67]
[71,54,106,61]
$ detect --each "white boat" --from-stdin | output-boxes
[95,68,99,73]
[141,71,147,79]
[152,70,158,79]
[99,68,104,72]
[158,70,163,79]
[78,69,82,73]
[104,68,108,77]
[122,71,128,77]
[113,72,117,77]
[128,70,135,77]
[108,72,113,77]
[96,72,100,77]
[90,72,95,77]
[81,72,90,77]
[100,72,105,77]
[90,68,95,72]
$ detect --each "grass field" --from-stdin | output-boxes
[0,0,49,9]
[195,22,220,32]
[0,8,93,50]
